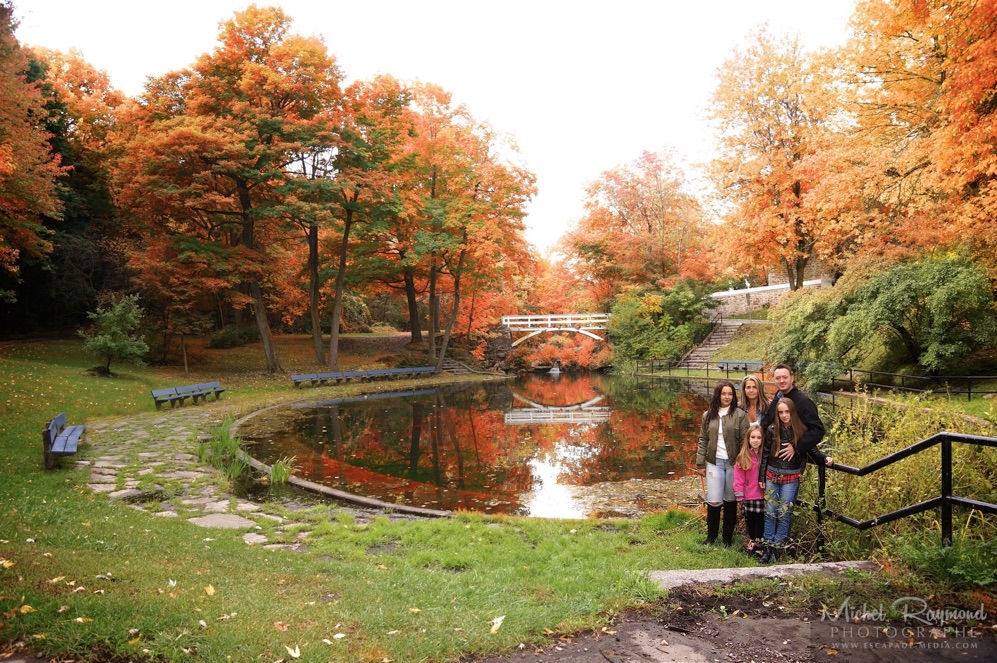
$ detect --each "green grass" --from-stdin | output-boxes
[0,335,746,662]
[3,335,995,661]
[726,308,769,321]
[709,324,773,363]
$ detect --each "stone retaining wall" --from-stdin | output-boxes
[709,279,826,317]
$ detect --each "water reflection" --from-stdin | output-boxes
[238,373,707,518]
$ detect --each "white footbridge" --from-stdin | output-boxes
[500,313,610,347]
[504,392,611,425]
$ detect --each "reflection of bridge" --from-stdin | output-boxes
[501,314,610,347]
[505,392,611,425]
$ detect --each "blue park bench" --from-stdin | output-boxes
[151,381,227,410]
[42,412,85,469]
[290,366,438,388]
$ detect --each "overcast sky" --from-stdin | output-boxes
[14,0,856,253]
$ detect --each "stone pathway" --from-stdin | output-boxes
[76,401,411,552]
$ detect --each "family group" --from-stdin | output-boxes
[695,364,832,564]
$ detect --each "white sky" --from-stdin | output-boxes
[14,0,856,253]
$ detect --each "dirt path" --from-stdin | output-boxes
[467,583,997,663]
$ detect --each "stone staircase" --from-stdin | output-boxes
[440,358,478,375]
[676,320,746,367]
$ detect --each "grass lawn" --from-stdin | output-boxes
[709,324,772,363]
[0,336,746,662]
[2,335,993,661]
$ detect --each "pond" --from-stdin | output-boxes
[237,373,709,518]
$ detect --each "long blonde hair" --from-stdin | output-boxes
[740,375,769,420]
[736,423,764,470]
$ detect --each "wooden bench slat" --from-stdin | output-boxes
[51,425,84,455]
[152,381,225,408]
[43,413,84,468]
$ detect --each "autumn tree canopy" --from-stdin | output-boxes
[0,1,64,303]
[563,150,708,308]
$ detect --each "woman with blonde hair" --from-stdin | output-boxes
[739,375,769,425]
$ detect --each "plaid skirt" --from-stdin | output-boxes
[740,499,765,515]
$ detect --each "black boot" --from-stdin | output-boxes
[703,505,721,545]
[722,501,738,547]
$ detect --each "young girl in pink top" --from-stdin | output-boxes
[733,424,766,554]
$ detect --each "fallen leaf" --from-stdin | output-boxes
[408,607,421,614]
[32,633,46,640]
[19,605,35,614]
[168,579,176,587]
[386,630,399,635]
[601,627,617,635]
[48,576,65,584]
[490,615,506,633]
[333,633,346,639]
[129,637,141,645]
[57,605,70,613]
[204,585,215,596]
[286,644,301,658]
[274,621,289,631]
[93,589,105,595]
[198,620,207,629]
[74,617,92,623]
[1,559,14,569]
[322,639,332,645]
[827,648,839,655]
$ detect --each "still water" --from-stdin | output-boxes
[238,373,708,518]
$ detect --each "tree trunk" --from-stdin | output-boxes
[403,267,422,345]
[251,280,281,373]
[436,249,465,372]
[308,222,324,365]
[427,257,438,362]
[795,257,807,291]
[181,333,188,378]
[236,179,280,373]
[890,323,922,364]
[328,210,353,370]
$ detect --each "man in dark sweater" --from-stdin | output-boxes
[763,364,825,460]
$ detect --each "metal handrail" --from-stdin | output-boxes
[801,432,997,547]
[634,360,997,401]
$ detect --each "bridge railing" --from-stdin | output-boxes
[501,314,610,330]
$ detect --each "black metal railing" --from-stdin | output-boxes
[635,360,997,402]
[635,359,767,381]
[829,367,997,402]
[800,432,997,548]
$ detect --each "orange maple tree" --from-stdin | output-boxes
[563,150,708,307]
[0,4,64,301]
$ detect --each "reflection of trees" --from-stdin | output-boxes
[514,373,605,408]
[254,375,709,513]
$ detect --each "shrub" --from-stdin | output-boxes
[79,294,150,375]
[608,280,714,364]
[207,325,260,349]
[794,395,997,565]
[769,256,997,387]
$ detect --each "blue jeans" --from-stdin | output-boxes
[705,459,736,504]
[763,479,800,545]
